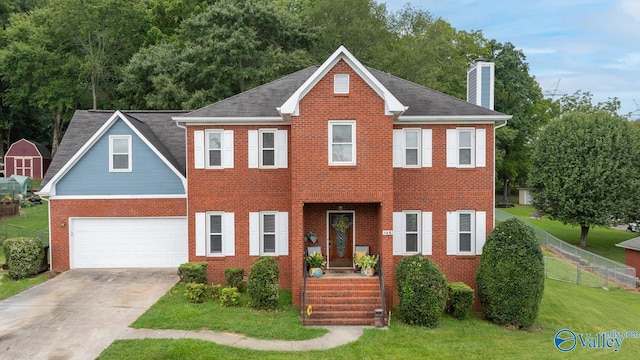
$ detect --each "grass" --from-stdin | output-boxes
[0,201,49,234]
[98,279,640,359]
[132,284,326,341]
[500,205,635,263]
[0,273,48,300]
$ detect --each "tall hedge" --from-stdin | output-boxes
[476,218,544,328]
[3,237,44,280]
[247,257,279,310]
[395,254,447,327]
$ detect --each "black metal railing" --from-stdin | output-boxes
[377,251,386,320]
[301,249,308,325]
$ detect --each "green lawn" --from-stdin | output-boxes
[500,205,635,263]
[0,202,49,236]
[98,279,640,359]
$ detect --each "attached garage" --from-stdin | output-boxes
[70,217,188,268]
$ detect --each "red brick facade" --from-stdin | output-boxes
[186,59,495,308]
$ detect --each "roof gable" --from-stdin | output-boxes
[40,110,187,195]
[279,45,405,117]
[6,138,51,159]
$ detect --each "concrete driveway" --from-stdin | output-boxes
[0,268,178,360]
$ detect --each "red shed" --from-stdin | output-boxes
[4,139,52,180]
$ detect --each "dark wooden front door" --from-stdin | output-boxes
[328,212,353,268]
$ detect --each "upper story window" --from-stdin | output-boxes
[194,130,234,169]
[206,130,222,168]
[109,135,131,172]
[393,129,432,168]
[329,120,356,165]
[446,128,486,168]
[248,129,288,169]
[334,74,349,94]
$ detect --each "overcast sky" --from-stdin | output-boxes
[384,0,640,119]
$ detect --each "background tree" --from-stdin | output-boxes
[118,0,315,110]
[528,111,640,247]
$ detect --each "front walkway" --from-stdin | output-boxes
[120,326,368,351]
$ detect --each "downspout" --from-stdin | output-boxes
[493,118,509,232]
[176,121,190,261]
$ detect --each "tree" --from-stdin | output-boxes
[528,111,640,247]
[118,0,315,109]
[485,41,551,203]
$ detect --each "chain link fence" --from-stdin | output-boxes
[496,210,637,289]
[0,223,48,246]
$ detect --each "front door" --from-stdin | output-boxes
[328,212,354,268]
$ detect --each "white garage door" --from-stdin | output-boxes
[71,217,188,268]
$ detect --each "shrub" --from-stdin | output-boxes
[212,284,224,299]
[247,257,280,310]
[177,262,208,284]
[446,282,474,319]
[475,218,544,328]
[395,254,447,327]
[3,237,44,280]
[225,267,245,292]
[220,287,241,307]
[184,282,212,303]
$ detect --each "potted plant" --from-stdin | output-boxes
[355,254,377,277]
[306,252,325,277]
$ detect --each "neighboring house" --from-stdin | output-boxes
[40,46,510,318]
[4,139,52,179]
[616,237,640,277]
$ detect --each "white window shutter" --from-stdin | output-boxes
[248,130,258,168]
[223,130,234,168]
[446,129,457,167]
[422,129,432,168]
[392,129,404,168]
[422,211,432,255]
[446,211,458,255]
[475,211,486,255]
[277,130,288,168]
[195,212,206,256]
[223,213,235,256]
[277,212,289,256]
[475,128,486,167]
[194,131,205,169]
[392,212,404,255]
[249,212,260,256]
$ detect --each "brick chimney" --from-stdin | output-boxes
[467,59,495,110]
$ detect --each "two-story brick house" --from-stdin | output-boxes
[40,46,509,324]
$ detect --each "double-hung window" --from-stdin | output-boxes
[260,130,276,167]
[392,129,432,168]
[248,129,288,168]
[405,211,420,253]
[206,130,223,168]
[109,135,131,172]
[393,210,432,255]
[458,212,473,253]
[207,212,223,255]
[329,120,356,165]
[249,211,289,256]
[261,212,277,254]
[446,128,486,168]
[446,210,486,255]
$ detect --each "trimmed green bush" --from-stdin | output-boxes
[395,254,447,327]
[247,257,280,310]
[3,237,44,280]
[212,284,224,299]
[225,267,245,292]
[476,218,544,328]
[177,262,208,284]
[446,282,474,319]
[220,287,241,307]
[184,282,212,303]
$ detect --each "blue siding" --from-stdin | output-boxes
[56,120,185,195]
[481,66,491,109]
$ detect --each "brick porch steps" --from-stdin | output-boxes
[302,276,383,326]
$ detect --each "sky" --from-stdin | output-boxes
[384,0,640,119]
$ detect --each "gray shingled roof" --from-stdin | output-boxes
[616,237,640,251]
[181,66,506,118]
[31,141,52,159]
[41,110,188,188]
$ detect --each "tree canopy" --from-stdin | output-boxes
[528,111,640,247]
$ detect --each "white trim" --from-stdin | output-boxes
[280,45,405,116]
[260,211,278,255]
[328,120,356,166]
[174,116,285,123]
[457,210,475,255]
[259,129,277,168]
[422,211,432,255]
[403,128,421,168]
[205,211,224,256]
[403,210,421,254]
[44,194,187,200]
[195,212,206,256]
[205,129,223,168]
[109,135,132,172]
[397,115,511,123]
[39,110,187,196]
